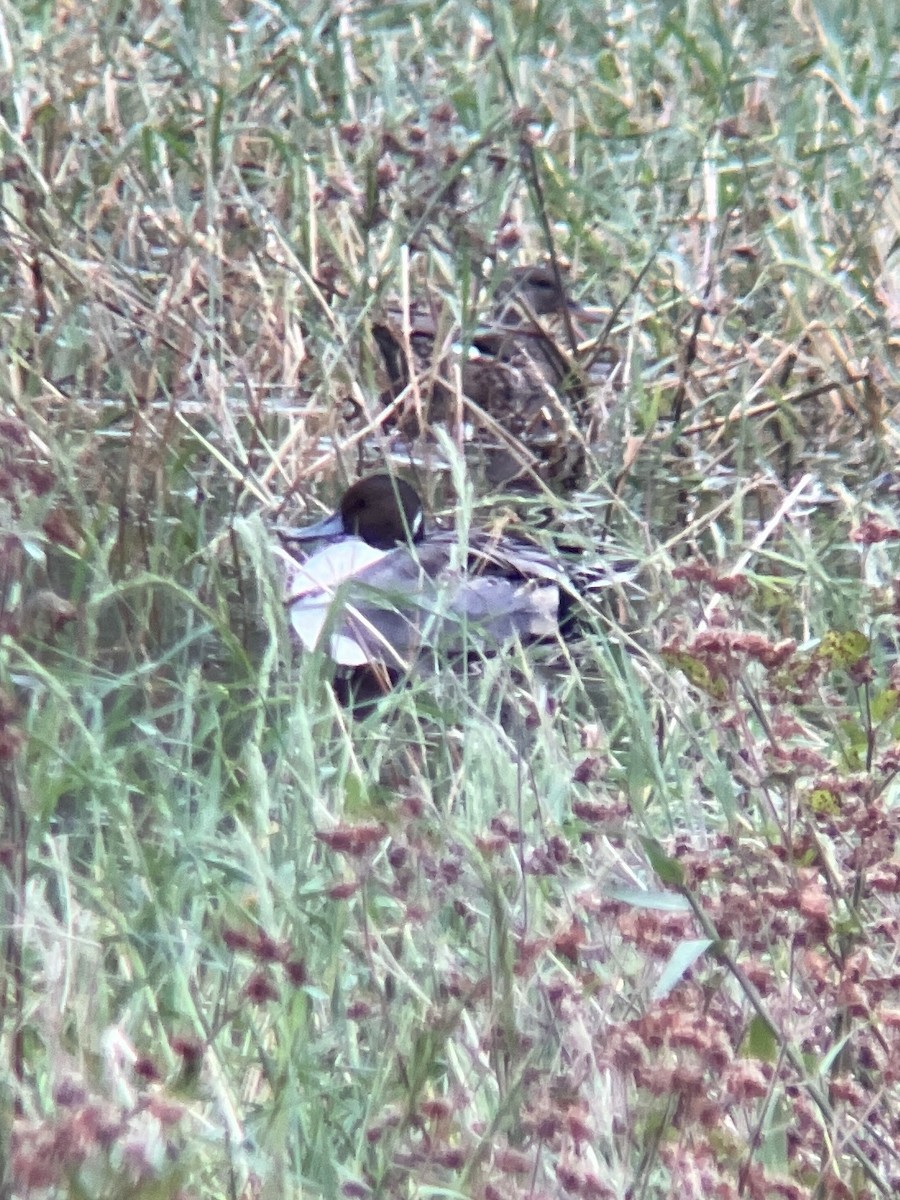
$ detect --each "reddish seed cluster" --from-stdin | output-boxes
[659,1142,821,1200]
[525,835,573,877]
[767,743,830,772]
[132,1056,160,1082]
[554,1159,616,1198]
[877,744,900,774]
[570,795,630,823]
[0,688,25,762]
[490,811,523,843]
[11,1089,189,1194]
[222,926,282,960]
[492,1144,532,1175]
[495,215,522,250]
[0,416,56,507]
[244,971,279,1004]
[13,1105,124,1191]
[474,831,507,855]
[221,925,308,999]
[42,506,81,549]
[616,906,696,960]
[571,756,606,784]
[169,1035,203,1065]
[316,821,387,856]
[328,880,360,899]
[850,516,900,544]
[672,557,752,597]
[683,629,797,670]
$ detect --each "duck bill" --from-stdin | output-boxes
[276,510,345,543]
[567,300,605,326]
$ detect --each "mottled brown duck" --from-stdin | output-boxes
[372,265,607,491]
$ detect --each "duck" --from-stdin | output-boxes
[273,474,575,671]
[371,265,609,490]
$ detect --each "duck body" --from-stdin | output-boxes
[275,475,569,669]
[372,265,606,490]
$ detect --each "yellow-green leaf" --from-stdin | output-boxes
[871,687,900,723]
[743,1013,778,1062]
[807,787,840,815]
[662,650,728,700]
[816,630,869,669]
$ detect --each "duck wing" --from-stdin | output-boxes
[276,537,565,668]
[421,534,564,642]
[465,532,571,585]
[278,542,439,669]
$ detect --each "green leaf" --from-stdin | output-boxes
[807,787,840,815]
[816,630,869,669]
[662,649,728,700]
[743,1014,779,1062]
[344,773,369,814]
[871,687,900,723]
[640,837,685,887]
[652,939,714,999]
[606,888,691,912]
